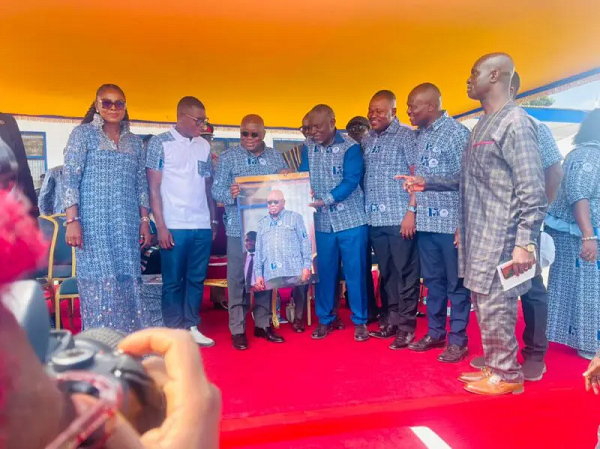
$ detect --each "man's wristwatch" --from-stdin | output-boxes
[407,205,417,213]
[519,243,536,253]
[211,220,219,225]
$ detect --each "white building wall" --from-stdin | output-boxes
[14,116,304,170]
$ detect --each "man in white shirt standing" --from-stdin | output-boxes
[146,96,217,347]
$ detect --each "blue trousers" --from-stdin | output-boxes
[315,225,368,325]
[418,232,470,346]
[161,229,212,329]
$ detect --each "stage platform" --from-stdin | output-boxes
[197,299,598,448]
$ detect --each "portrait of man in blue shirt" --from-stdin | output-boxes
[254,189,312,290]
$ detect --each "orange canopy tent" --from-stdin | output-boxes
[1,0,599,128]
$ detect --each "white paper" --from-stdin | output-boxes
[496,260,536,291]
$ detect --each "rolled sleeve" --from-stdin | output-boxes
[330,143,363,203]
[62,126,88,210]
[503,122,548,248]
[212,151,235,205]
[537,122,563,169]
[145,137,164,171]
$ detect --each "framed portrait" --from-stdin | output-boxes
[236,172,318,290]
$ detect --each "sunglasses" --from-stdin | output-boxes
[348,124,368,132]
[184,113,209,127]
[241,131,261,138]
[267,200,280,205]
[99,99,126,110]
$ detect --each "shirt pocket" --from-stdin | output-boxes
[467,141,498,179]
[198,160,212,178]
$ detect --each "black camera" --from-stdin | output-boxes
[8,280,165,437]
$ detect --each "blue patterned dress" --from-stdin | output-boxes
[63,114,150,333]
[545,142,600,354]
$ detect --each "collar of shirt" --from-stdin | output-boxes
[315,130,346,149]
[169,127,204,144]
[269,208,288,223]
[415,111,450,136]
[370,117,402,139]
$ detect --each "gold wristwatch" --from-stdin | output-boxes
[520,243,536,253]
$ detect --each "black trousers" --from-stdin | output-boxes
[369,226,420,332]
[521,274,549,361]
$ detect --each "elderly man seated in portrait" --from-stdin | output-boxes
[254,189,312,290]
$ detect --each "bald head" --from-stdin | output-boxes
[407,83,443,128]
[368,90,397,133]
[240,114,266,153]
[467,52,515,101]
[310,104,335,119]
[371,90,397,107]
[309,104,336,145]
[241,114,265,127]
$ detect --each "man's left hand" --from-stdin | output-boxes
[254,277,266,291]
[400,211,416,239]
[309,199,325,209]
[301,269,311,282]
[584,356,600,394]
[512,246,535,276]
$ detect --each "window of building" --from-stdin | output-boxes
[21,131,47,187]
[273,139,303,154]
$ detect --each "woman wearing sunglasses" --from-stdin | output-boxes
[63,84,151,333]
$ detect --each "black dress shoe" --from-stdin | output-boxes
[254,326,285,343]
[354,324,370,342]
[232,334,248,350]
[292,318,305,333]
[408,334,446,352]
[437,344,468,363]
[389,331,415,350]
[369,324,399,339]
[330,317,345,330]
[213,300,229,311]
[312,323,330,340]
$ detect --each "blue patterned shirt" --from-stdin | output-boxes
[536,121,563,169]
[414,112,470,234]
[548,142,600,228]
[254,208,312,282]
[298,131,367,233]
[212,144,287,237]
[38,165,64,215]
[362,118,417,227]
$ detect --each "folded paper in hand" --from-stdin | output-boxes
[496,260,536,291]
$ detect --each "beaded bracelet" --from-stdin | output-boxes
[582,236,599,241]
[140,216,150,224]
[65,217,81,225]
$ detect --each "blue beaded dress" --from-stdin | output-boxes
[63,114,149,333]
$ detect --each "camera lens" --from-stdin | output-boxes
[50,347,95,371]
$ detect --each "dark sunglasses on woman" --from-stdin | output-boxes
[99,99,126,110]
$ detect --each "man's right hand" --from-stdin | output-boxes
[157,226,175,250]
[395,175,426,193]
[230,183,241,199]
[454,228,460,248]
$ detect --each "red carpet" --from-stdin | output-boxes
[197,296,599,448]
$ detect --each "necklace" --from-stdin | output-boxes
[471,99,512,145]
